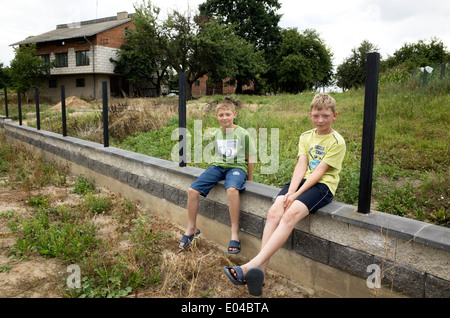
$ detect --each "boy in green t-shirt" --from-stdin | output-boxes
[178,100,256,254]
[224,93,346,296]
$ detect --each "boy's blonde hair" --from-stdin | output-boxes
[310,93,336,113]
[216,99,236,113]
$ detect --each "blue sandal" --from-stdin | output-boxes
[227,240,241,254]
[177,229,200,250]
[223,266,246,285]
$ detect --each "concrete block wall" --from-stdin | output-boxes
[1,116,449,298]
[94,46,119,74]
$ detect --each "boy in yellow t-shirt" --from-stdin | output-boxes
[224,93,346,296]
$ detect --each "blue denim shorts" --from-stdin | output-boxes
[277,180,333,213]
[190,165,247,197]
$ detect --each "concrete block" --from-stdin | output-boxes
[329,242,374,278]
[293,229,329,264]
[348,224,397,260]
[137,176,164,198]
[197,196,215,219]
[178,189,188,208]
[214,202,230,225]
[395,239,450,281]
[375,256,425,298]
[310,214,349,246]
[239,211,264,238]
[163,185,179,205]
[425,274,450,298]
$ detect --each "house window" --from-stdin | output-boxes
[195,81,200,86]
[39,54,50,64]
[76,78,85,87]
[49,79,57,88]
[55,53,68,67]
[76,51,90,66]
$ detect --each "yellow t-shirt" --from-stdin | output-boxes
[298,128,346,195]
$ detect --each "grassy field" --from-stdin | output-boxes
[1,79,449,227]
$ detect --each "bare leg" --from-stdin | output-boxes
[227,187,240,252]
[258,196,287,273]
[179,187,200,248]
[233,200,309,276]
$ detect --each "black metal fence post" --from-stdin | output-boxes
[102,81,109,148]
[35,88,40,130]
[4,87,9,118]
[18,90,22,126]
[357,52,380,214]
[178,72,187,167]
[61,85,67,137]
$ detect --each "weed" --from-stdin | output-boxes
[70,264,142,298]
[9,208,98,261]
[28,195,50,208]
[0,265,13,273]
[72,174,96,195]
[82,194,112,214]
[0,210,16,219]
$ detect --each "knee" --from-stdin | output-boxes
[267,204,283,224]
[226,187,239,197]
[281,205,309,226]
[188,187,200,198]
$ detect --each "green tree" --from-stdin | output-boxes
[384,38,449,71]
[198,0,281,93]
[9,43,52,102]
[111,1,169,97]
[275,28,333,93]
[159,7,261,99]
[335,40,379,91]
[0,63,11,89]
[199,0,281,52]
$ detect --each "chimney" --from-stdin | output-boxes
[117,12,128,20]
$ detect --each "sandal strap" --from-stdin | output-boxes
[228,240,241,248]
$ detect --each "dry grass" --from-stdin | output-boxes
[108,98,178,141]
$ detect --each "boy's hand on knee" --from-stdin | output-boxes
[283,192,295,210]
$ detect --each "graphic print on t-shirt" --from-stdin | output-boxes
[308,144,325,171]
[217,139,238,159]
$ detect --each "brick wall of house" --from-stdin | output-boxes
[93,21,134,49]
[192,78,208,95]
[36,20,133,76]
[191,76,254,96]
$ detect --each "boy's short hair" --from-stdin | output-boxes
[310,94,336,113]
[216,99,236,113]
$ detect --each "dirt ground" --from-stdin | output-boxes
[0,175,314,299]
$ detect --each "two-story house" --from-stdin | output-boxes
[11,12,134,102]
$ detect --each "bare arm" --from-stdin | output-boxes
[287,154,308,193]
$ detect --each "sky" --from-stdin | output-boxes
[1,0,449,68]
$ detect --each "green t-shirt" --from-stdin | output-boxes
[298,128,346,195]
[213,125,257,174]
